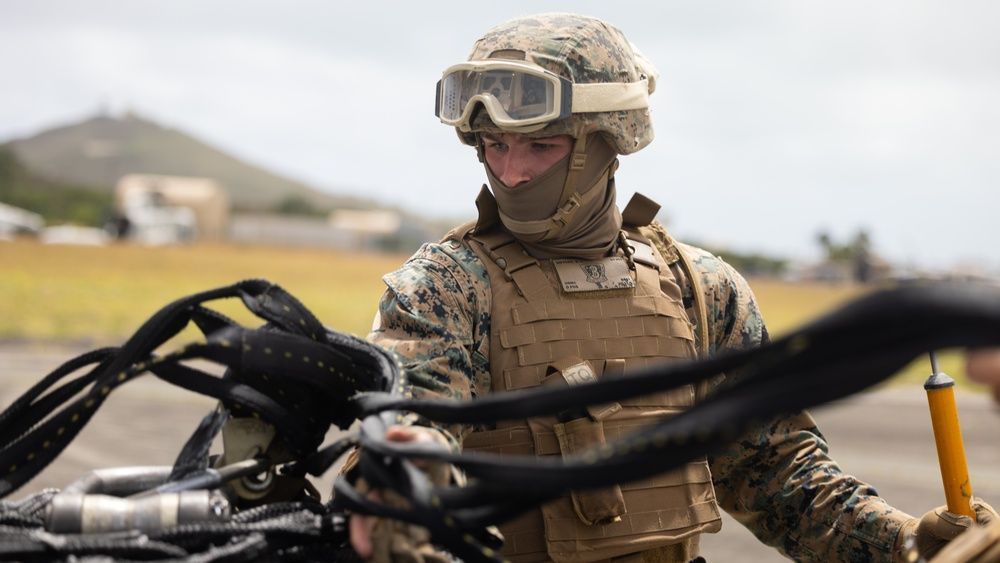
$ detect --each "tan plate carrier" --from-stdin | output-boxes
[457,193,722,563]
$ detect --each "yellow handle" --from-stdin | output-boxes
[925,384,975,518]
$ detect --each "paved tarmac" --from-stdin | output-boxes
[2,343,998,562]
[700,383,1000,561]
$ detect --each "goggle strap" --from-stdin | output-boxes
[570,79,650,113]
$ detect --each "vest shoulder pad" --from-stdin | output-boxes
[639,221,710,358]
[442,219,478,244]
[636,221,682,266]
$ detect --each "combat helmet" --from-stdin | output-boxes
[434,13,659,155]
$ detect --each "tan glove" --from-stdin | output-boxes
[900,499,999,561]
[929,520,1000,563]
[368,488,454,563]
[348,426,460,562]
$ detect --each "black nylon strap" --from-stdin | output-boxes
[169,407,230,482]
[0,348,115,443]
[237,280,326,340]
[0,279,398,498]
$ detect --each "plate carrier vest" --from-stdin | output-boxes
[453,190,723,563]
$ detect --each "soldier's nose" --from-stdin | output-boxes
[499,160,532,188]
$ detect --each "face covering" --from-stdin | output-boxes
[484,133,622,259]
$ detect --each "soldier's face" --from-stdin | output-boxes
[482,133,573,188]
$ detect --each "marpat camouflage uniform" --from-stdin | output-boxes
[368,224,913,562]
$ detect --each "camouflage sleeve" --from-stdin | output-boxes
[679,244,913,562]
[367,241,492,447]
[674,243,766,355]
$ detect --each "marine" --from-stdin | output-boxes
[349,13,996,562]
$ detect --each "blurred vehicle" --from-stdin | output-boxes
[113,174,229,245]
[0,201,43,240]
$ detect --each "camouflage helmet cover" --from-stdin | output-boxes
[457,13,658,155]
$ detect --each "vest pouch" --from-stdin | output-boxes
[553,418,626,526]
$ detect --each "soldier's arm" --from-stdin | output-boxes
[684,247,913,562]
[367,240,491,448]
[710,412,912,561]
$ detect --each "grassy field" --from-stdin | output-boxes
[0,240,977,388]
[0,240,405,343]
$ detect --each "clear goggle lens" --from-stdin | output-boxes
[436,62,568,128]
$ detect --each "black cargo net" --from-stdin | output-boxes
[1,279,998,562]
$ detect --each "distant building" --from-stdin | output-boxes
[793,260,854,283]
[229,209,437,253]
[328,209,401,235]
[229,214,354,249]
[328,209,402,250]
[115,174,229,243]
[793,256,893,284]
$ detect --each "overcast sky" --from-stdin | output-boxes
[2,1,998,271]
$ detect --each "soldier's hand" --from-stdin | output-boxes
[348,425,453,561]
[909,499,998,559]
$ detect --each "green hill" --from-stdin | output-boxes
[0,148,111,226]
[2,112,368,212]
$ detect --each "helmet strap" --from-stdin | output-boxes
[545,131,590,238]
[474,135,486,163]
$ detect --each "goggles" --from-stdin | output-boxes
[435,60,650,133]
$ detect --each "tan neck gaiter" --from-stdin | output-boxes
[485,134,622,259]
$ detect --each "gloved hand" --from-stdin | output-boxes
[929,520,1000,563]
[364,487,454,563]
[900,498,998,560]
[348,425,459,562]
